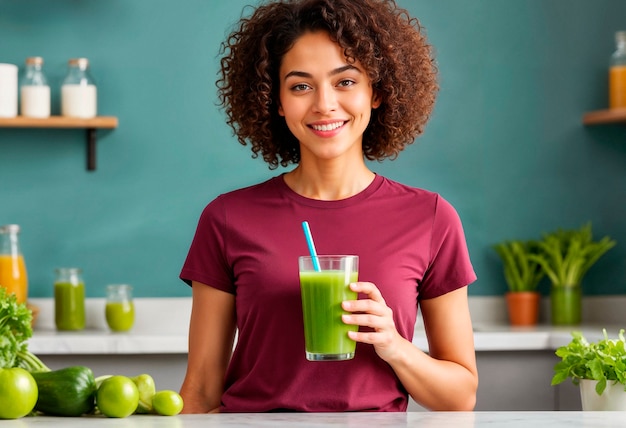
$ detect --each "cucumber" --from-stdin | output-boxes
[31,366,97,416]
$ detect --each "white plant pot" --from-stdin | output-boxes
[579,379,626,411]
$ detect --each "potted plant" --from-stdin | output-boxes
[552,329,626,410]
[529,223,616,325]
[493,239,544,326]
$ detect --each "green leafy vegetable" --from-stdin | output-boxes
[0,287,49,372]
[552,329,626,395]
[530,223,616,288]
[15,348,50,372]
[493,239,544,292]
[0,287,33,369]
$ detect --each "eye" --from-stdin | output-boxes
[290,83,311,92]
[337,79,356,88]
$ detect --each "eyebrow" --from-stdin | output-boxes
[283,64,360,81]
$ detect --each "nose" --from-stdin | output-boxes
[313,86,337,114]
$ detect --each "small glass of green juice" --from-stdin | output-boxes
[105,284,135,332]
[299,255,358,361]
[54,267,86,331]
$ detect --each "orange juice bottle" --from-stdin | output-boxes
[0,224,28,304]
[609,31,626,109]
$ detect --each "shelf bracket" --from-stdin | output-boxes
[0,116,117,172]
[86,128,97,171]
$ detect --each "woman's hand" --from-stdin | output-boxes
[341,281,405,362]
[342,284,478,410]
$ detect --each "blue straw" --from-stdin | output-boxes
[301,221,321,272]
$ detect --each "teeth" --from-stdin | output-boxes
[312,122,343,131]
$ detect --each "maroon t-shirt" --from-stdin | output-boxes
[180,174,476,412]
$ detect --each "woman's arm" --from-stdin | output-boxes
[342,284,478,411]
[179,281,237,413]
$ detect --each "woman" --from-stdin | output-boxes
[179,0,478,412]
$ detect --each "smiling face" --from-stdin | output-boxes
[278,31,380,164]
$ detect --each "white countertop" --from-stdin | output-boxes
[26,297,626,355]
[27,297,190,355]
[2,411,626,427]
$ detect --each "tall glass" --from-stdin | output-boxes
[299,255,358,361]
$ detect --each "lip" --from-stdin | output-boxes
[308,120,347,137]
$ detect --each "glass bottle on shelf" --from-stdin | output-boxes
[0,224,28,304]
[61,58,97,118]
[105,284,135,332]
[20,56,50,118]
[609,31,626,109]
[54,267,85,331]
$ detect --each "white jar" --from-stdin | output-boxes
[61,58,97,118]
[20,57,51,118]
[0,63,18,118]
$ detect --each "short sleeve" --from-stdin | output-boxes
[179,196,235,294]
[418,195,476,300]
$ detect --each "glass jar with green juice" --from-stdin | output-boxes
[105,284,135,332]
[54,267,85,331]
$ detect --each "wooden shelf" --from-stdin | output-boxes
[582,108,626,126]
[0,116,118,171]
[0,116,118,129]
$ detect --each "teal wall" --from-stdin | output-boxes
[1,0,625,298]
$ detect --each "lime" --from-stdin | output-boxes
[152,390,184,416]
[0,368,38,419]
[96,375,139,418]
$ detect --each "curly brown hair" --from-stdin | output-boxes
[217,0,438,169]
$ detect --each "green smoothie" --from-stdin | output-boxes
[105,301,135,332]
[54,281,85,331]
[300,270,358,360]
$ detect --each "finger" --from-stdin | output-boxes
[342,298,387,315]
[349,281,386,305]
[342,312,394,331]
[347,330,377,344]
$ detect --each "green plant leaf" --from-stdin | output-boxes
[553,329,626,395]
[493,239,544,292]
[0,288,33,369]
[533,222,615,288]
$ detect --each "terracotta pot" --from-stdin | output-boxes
[505,291,540,326]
